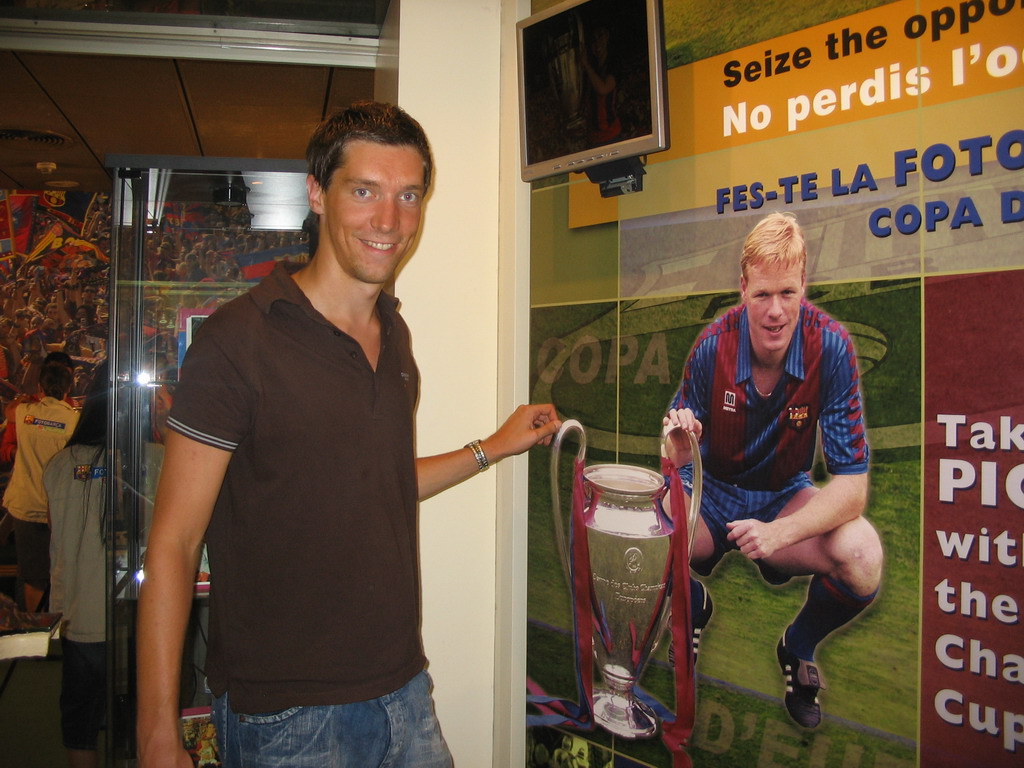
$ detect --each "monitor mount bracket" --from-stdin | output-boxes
[584,156,647,197]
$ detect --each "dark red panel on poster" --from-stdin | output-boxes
[922,271,1024,768]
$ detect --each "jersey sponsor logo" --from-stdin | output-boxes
[723,389,737,413]
[787,404,811,431]
[73,464,107,481]
[22,415,69,432]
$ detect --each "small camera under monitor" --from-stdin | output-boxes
[516,0,669,196]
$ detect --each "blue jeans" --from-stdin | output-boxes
[212,670,453,768]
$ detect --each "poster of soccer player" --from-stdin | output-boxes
[524,0,1023,766]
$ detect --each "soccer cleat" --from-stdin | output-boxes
[776,633,825,728]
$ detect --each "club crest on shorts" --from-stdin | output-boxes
[787,404,811,430]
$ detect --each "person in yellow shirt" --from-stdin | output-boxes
[2,360,79,612]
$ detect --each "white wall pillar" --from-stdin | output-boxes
[385,0,531,765]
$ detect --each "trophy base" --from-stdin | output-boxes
[592,690,658,739]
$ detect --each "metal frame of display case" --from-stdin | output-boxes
[107,155,307,765]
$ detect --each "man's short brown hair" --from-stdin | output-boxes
[306,101,433,192]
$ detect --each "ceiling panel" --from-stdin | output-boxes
[0,50,109,190]
[326,66,376,113]
[0,47,376,193]
[20,52,201,159]
[179,59,332,159]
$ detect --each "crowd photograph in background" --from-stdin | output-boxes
[0,187,310,608]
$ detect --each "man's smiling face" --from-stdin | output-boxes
[307,138,426,288]
[741,260,805,367]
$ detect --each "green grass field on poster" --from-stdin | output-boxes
[663,0,899,68]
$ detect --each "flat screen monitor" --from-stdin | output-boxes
[517,0,668,185]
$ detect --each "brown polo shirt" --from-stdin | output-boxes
[167,262,424,713]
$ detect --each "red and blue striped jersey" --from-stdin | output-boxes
[668,299,868,491]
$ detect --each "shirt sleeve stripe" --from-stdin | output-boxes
[166,417,238,452]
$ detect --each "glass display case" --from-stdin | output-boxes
[107,155,307,765]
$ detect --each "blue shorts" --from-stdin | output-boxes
[678,467,812,583]
[212,669,452,768]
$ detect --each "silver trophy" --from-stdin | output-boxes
[551,419,701,739]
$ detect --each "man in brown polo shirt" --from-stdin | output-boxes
[136,102,559,768]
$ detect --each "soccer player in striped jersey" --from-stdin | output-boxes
[663,212,883,729]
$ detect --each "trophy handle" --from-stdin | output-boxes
[686,431,702,559]
[550,418,586,583]
[663,429,703,558]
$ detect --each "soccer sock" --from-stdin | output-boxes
[690,577,711,627]
[670,577,711,667]
[785,575,876,661]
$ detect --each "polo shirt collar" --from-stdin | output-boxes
[249,261,399,333]
[736,302,807,386]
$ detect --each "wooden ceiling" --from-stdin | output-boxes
[0,49,376,193]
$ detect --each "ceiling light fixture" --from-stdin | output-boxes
[213,173,249,207]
